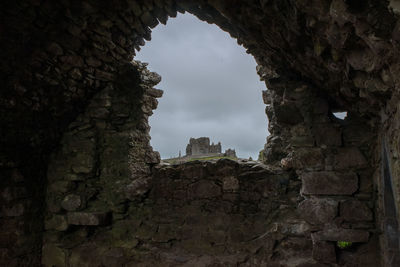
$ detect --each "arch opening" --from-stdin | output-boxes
[135,13,268,160]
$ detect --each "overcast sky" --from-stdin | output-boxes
[135,13,269,159]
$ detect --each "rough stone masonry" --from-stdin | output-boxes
[1,0,400,266]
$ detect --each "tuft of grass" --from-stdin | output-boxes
[337,241,352,249]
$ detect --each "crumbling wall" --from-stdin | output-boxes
[44,154,305,266]
[42,61,161,266]
[262,78,380,266]
[186,137,212,156]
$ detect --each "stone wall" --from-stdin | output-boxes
[1,0,400,266]
[42,61,161,266]
[262,78,381,266]
[43,156,307,266]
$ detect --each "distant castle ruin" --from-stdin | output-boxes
[163,137,237,164]
[185,137,236,158]
[186,137,221,156]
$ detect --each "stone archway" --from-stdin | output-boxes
[1,0,399,266]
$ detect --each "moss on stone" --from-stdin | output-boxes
[337,241,353,249]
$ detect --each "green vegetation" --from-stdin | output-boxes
[337,241,352,249]
[188,156,237,162]
[163,155,237,164]
[258,149,265,161]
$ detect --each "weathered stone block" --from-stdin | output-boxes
[146,88,163,98]
[312,228,369,242]
[298,198,337,225]
[291,148,325,170]
[301,171,358,195]
[67,212,110,226]
[61,194,82,211]
[290,125,314,147]
[312,241,336,263]
[334,148,367,169]
[340,200,373,221]
[262,90,272,104]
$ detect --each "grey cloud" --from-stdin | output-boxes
[136,13,269,159]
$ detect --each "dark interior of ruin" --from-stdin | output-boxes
[1,0,400,266]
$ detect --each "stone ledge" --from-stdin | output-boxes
[312,228,369,242]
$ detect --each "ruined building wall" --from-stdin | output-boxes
[186,137,222,156]
[262,78,380,266]
[1,0,400,266]
[224,149,237,158]
[42,61,162,266]
[186,137,211,156]
[209,142,222,154]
